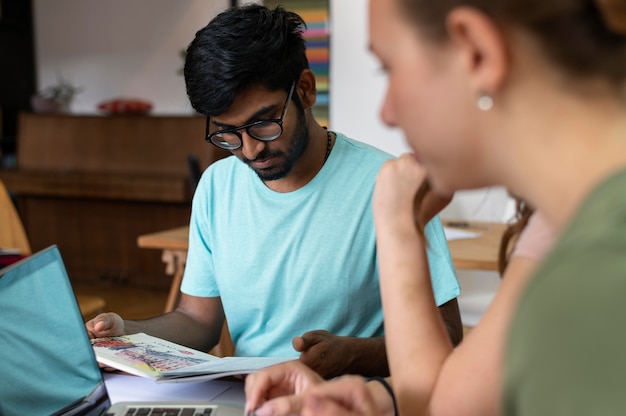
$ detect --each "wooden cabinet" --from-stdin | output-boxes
[0,113,228,289]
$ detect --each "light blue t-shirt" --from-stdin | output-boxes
[182,132,460,357]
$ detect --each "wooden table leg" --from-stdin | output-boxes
[161,249,187,313]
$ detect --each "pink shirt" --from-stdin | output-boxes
[511,212,555,261]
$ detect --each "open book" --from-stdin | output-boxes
[91,333,294,383]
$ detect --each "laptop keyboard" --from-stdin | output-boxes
[107,407,214,416]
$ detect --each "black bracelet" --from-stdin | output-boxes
[367,376,398,416]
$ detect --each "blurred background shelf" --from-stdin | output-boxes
[0,113,228,291]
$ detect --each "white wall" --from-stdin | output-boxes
[33,0,229,115]
[329,1,407,156]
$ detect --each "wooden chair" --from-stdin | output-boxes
[0,179,106,320]
[0,180,31,256]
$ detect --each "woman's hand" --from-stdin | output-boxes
[374,153,451,234]
[246,363,395,415]
[245,361,325,415]
[300,376,384,416]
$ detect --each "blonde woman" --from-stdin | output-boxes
[245,0,626,414]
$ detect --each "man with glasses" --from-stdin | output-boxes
[87,4,462,379]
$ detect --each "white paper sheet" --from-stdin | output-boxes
[443,226,482,241]
[103,372,235,403]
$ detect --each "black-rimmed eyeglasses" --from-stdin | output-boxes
[205,82,296,151]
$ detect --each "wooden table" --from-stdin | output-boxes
[138,221,507,312]
[445,221,507,272]
[137,226,189,312]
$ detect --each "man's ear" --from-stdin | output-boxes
[297,69,317,108]
[446,7,509,93]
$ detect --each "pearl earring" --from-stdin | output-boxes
[477,93,493,111]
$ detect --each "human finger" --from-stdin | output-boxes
[249,394,304,416]
[302,395,354,416]
[298,333,348,379]
[298,331,328,349]
[292,336,306,352]
[374,156,424,206]
[302,376,378,416]
[245,361,322,414]
[86,312,123,338]
[294,330,330,355]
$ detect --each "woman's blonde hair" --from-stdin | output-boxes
[398,0,626,85]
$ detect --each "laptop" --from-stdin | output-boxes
[0,245,243,415]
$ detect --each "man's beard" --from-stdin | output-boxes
[244,107,309,182]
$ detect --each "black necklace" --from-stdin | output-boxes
[323,127,333,163]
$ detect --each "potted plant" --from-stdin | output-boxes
[31,76,82,114]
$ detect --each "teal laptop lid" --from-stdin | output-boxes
[0,245,111,415]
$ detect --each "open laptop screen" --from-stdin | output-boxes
[0,246,111,415]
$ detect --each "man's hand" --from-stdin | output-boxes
[294,331,389,378]
[85,312,125,339]
[293,330,352,379]
[245,361,325,416]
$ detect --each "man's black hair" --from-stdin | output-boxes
[184,4,309,116]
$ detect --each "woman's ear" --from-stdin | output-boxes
[297,69,318,108]
[446,7,509,94]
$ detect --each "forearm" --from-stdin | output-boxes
[123,310,222,352]
[342,336,389,377]
[428,256,540,415]
[377,222,453,414]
